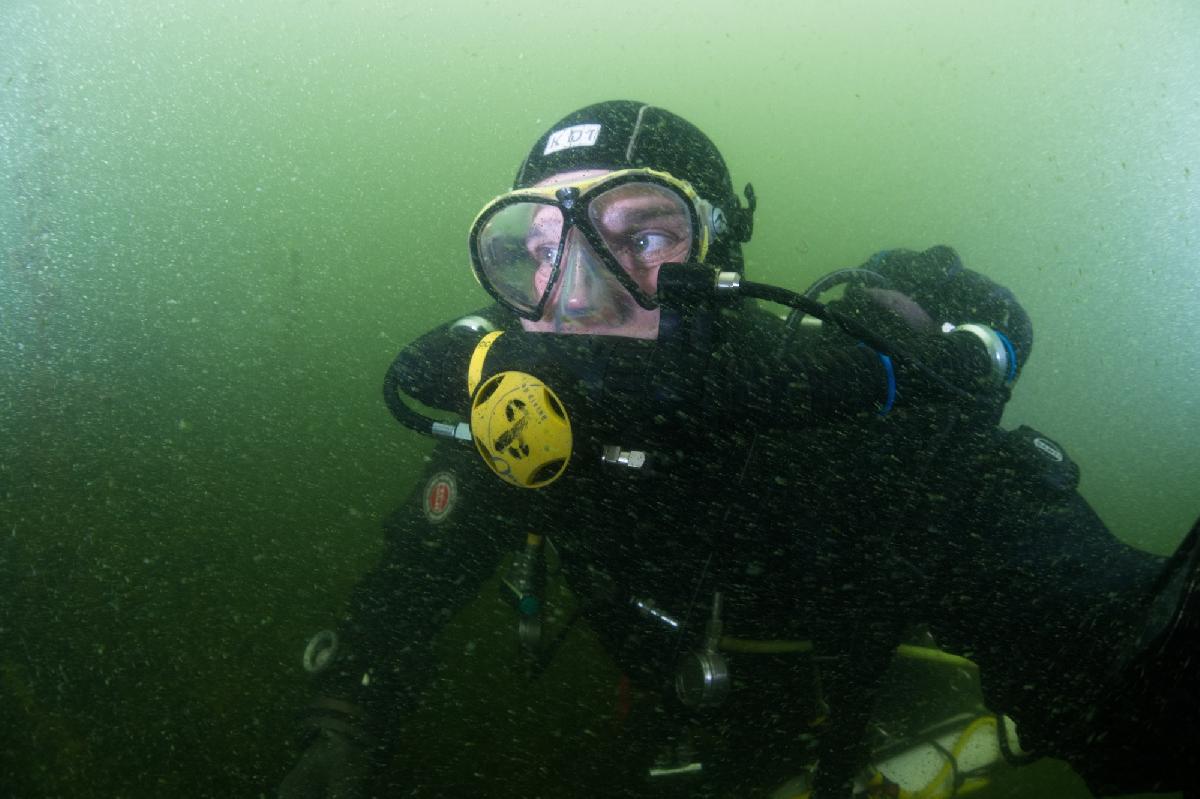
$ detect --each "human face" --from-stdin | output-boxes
[469,169,708,340]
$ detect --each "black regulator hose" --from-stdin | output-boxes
[740,281,896,356]
[382,355,437,437]
[382,321,480,440]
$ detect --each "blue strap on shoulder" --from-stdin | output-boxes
[877,352,896,415]
[859,342,897,415]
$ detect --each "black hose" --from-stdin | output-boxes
[382,353,439,436]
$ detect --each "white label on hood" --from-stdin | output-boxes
[544,124,601,155]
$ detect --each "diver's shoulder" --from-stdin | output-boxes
[988,424,1081,494]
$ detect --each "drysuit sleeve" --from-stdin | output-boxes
[306,443,511,752]
[733,305,1005,427]
[758,245,1030,425]
[923,427,1168,780]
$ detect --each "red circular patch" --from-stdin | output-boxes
[423,472,457,523]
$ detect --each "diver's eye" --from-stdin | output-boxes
[527,242,560,267]
[632,232,674,257]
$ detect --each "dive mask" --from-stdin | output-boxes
[468,169,726,326]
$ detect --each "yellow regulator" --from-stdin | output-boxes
[470,369,573,489]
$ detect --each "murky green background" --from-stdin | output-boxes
[2,0,1196,796]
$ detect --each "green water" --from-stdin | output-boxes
[1,0,1196,795]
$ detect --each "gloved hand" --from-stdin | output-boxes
[278,728,369,799]
[848,245,1034,376]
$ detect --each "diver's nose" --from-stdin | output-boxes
[561,256,596,310]
[554,231,609,315]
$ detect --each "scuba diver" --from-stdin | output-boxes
[278,101,1198,798]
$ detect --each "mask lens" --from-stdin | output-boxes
[474,200,564,316]
[586,182,695,295]
[471,177,699,318]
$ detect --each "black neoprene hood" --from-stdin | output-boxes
[514,100,753,269]
[514,100,738,211]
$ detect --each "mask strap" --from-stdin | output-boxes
[728,183,756,244]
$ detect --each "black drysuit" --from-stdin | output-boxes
[306,301,1169,797]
